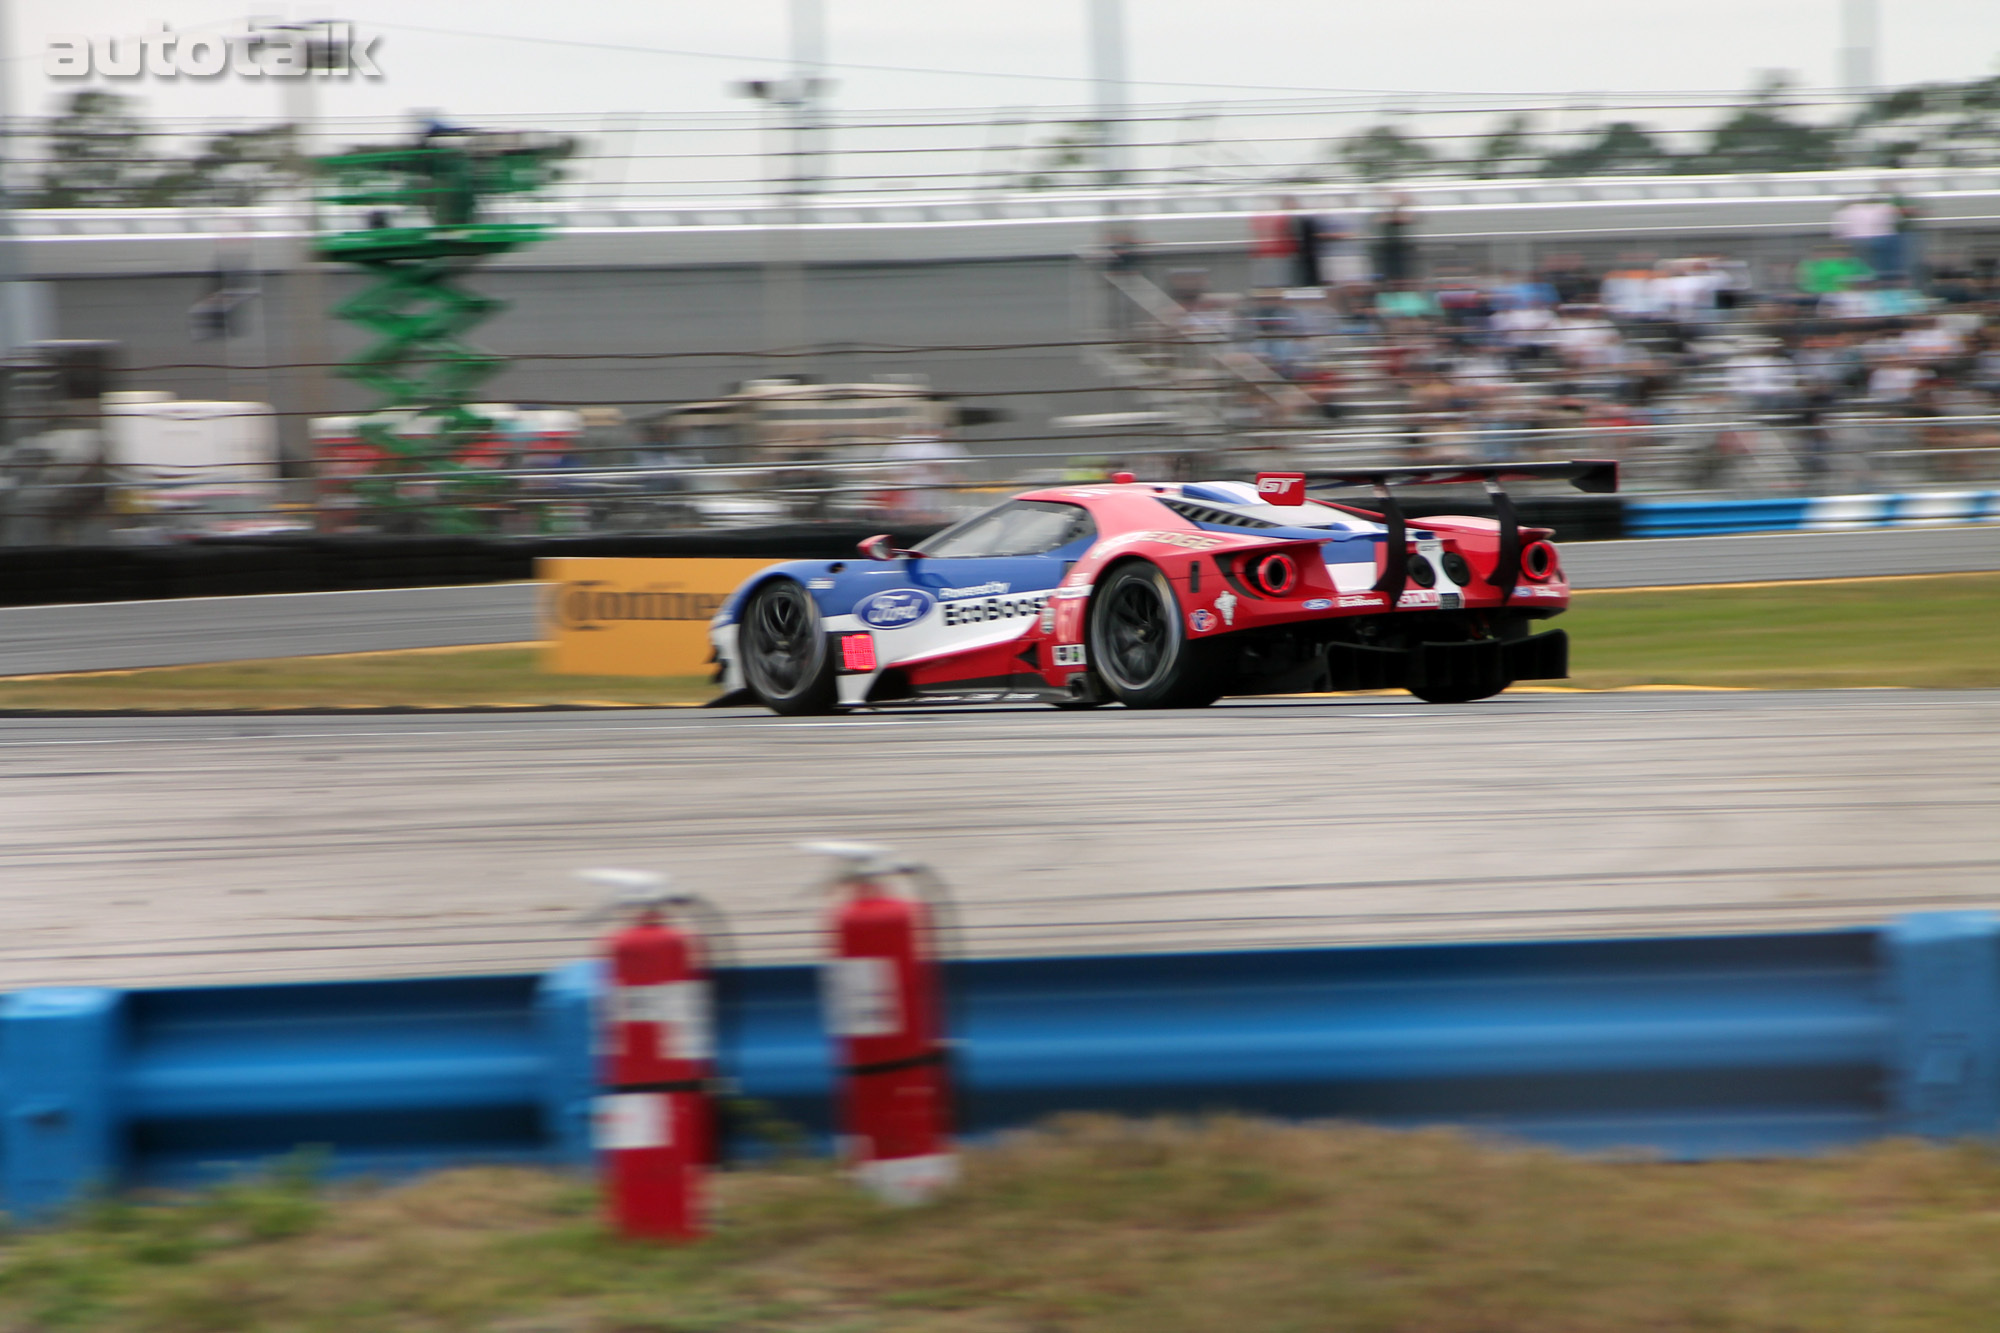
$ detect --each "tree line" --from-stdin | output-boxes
[1336,75,2000,182]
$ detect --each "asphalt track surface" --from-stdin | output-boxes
[4,689,1996,989]
[3,523,1997,676]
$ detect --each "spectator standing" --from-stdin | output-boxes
[1797,247,1871,305]
[1373,194,1418,286]
[1252,196,1302,289]
[1601,258,1667,323]
[1833,195,1902,282]
[1723,339,1800,416]
[1312,208,1368,289]
[1289,208,1323,288]
[1889,189,1923,290]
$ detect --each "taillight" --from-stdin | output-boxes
[1250,552,1298,596]
[1441,550,1472,585]
[1522,541,1559,581]
[1406,553,1437,588]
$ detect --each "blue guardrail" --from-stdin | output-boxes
[1627,491,2000,538]
[3,912,1998,1219]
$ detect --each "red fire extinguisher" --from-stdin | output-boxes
[585,869,717,1241]
[805,841,959,1206]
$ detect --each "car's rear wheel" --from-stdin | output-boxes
[740,579,838,715]
[1088,563,1221,709]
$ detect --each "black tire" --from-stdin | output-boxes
[1087,563,1222,709]
[739,579,839,715]
[1406,681,1508,704]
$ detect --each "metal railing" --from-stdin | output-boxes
[6,911,1998,1216]
[4,415,1997,546]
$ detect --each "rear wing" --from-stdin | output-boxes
[1291,459,1618,495]
[1253,460,1618,604]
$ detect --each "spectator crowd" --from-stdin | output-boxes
[1131,193,2000,491]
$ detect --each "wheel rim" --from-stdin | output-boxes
[745,583,819,696]
[1098,574,1174,691]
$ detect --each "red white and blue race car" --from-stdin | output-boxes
[710,461,1617,714]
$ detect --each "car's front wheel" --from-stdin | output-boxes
[1087,563,1221,709]
[739,579,839,715]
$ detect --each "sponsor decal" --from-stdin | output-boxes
[1514,585,1566,598]
[1052,585,1093,600]
[1415,537,1443,557]
[556,581,729,631]
[1397,588,1442,609]
[1214,589,1238,626]
[1337,593,1382,607]
[1038,605,1056,633]
[942,592,1050,627]
[854,587,936,629]
[939,581,1009,599]
[1302,598,1333,610]
[1052,644,1087,667]
[1188,608,1217,632]
[1139,530,1228,551]
[807,577,836,590]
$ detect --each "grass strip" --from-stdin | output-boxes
[1564,571,2000,689]
[7,1119,2000,1332]
[0,649,714,712]
[0,573,1993,710]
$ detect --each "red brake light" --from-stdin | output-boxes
[840,633,877,672]
[1251,552,1299,596]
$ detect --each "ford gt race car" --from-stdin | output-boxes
[710,460,1616,714]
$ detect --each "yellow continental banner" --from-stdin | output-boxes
[539,558,775,677]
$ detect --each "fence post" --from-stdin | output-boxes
[0,988,122,1220]
[1885,911,2000,1140]
[536,961,601,1167]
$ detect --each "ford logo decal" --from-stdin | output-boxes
[854,587,935,629]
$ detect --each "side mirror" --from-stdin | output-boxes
[859,533,898,561]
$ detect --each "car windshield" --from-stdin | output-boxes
[917,499,1094,558]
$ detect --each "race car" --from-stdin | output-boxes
[710,460,1617,714]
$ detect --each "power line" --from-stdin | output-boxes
[370,20,1832,103]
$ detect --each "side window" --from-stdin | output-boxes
[920,501,1094,558]
[918,507,1012,559]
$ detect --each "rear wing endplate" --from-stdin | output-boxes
[1253,459,1617,605]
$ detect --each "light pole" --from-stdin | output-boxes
[734,71,833,375]
[733,0,833,375]
[1840,0,1878,104]
[1088,0,1128,191]
[257,20,355,467]
[0,0,40,355]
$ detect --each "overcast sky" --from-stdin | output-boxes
[11,0,2000,126]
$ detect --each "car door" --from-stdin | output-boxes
[862,499,1095,681]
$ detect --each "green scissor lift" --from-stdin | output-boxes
[314,130,566,532]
